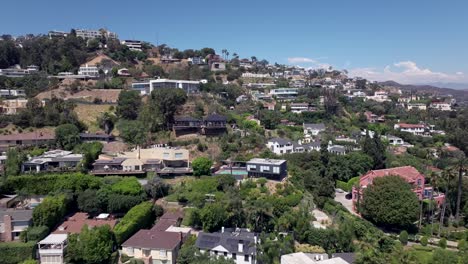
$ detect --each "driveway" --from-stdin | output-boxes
[334,189,357,215]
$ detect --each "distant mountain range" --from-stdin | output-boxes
[379,81,468,103]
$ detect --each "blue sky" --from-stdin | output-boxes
[1,0,467,84]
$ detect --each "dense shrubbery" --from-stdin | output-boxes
[0,241,37,264]
[32,194,72,229]
[111,177,143,196]
[114,201,154,244]
[23,226,49,242]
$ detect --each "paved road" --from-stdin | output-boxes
[334,189,358,215]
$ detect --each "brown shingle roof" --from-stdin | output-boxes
[53,212,117,234]
[121,230,182,250]
[0,131,55,141]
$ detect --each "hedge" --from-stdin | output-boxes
[114,201,154,244]
[1,173,102,195]
[32,194,71,229]
[0,241,36,264]
[26,225,49,242]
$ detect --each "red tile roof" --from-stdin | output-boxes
[361,166,424,183]
[397,123,425,129]
[53,212,117,234]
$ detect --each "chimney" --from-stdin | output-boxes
[3,214,13,242]
[179,232,183,242]
[221,226,224,233]
[238,240,243,253]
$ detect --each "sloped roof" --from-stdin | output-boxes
[121,230,182,250]
[303,123,326,130]
[0,131,55,141]
[196,230,257,255]
[361,166,424,183]
[268,138,292,145]
[0,209,33,222]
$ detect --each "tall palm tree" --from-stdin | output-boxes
[454,156,467,222]
[439,169,453,236]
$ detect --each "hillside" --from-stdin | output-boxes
[380,80,468,103]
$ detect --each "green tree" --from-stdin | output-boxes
[77,189,105,216]
[117,120,147,146]
[66,225,115,264]
[438,238,447,249]
[149,88,187,129]
[192,157,213,177]
[144,176,170,201]
[430,248,457,264]
[116,90,141,120]
[200,203,227,232]
[399,230,408,245]
[360,176,419,230]
[55,124,81,150]
[362,133,386,170]
[420,236,428,246]
[5,148,25,177]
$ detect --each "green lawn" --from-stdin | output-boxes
[407,245,434,264]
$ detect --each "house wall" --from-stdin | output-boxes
[123,246,176,264]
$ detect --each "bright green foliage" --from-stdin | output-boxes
[360,176,419,230]
[420,236,428,246]
[0,241,36,264]
[25,226,49,242]
[200,203,228,232]
[66,225,115,264]
[32,194,71,229]
[111,177,143,196]
[114,201,154,244]
[19,259,37,264]
[399,230,408,245]
[336,176,360,192]
[257,233,294,264]
[458,239,468,252]
[148,88,187,130]
[55,123,81,150]
[1,173,102,195]
[107,193,144,214]
[74,142,103,170]
[192,157,213,177]
[117,120,147,145]
[431,248,457,264]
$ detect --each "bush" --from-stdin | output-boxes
[420,236,428,246]
[0,241,36,264]
[107,193,144,214]
[438,238,447,249]
[111,177,143,196]
[458,239,468,251]
[114,201,154,244]
[32,194,71,229]
[26,226,49,242]
[192,157,213,177]
[399,230,408,245]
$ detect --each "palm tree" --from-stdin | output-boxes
[453,156,467,222]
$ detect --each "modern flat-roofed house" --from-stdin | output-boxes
[386,135,404,146]
[173,116,203,136]
[394,123,426,136]
[121,40,143,51]
[0,209,33,242]
[196,228,258,264]
[430,102,452,111]
[407,103,427,111]
[78,64,99,77]
[352,166,445,212]
[303,123,326,136]
[246,158,287,180]
[38,234,68,264]
[22,150,83,173]
[149,79,200,94]
[270,88,299,100]
[132,81,151,95]
[203,114,228,136]
[0,131,55,151]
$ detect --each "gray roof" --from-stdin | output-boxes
[329,145,346,154]
[268,138,292,145]
[93,157,126,165]
[196,229,257,255]
[332,253,356,263]
[0,209,33,222]
[303,123,326,130]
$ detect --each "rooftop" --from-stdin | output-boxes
[196,228,257,255]
[248,158,286,165]
[53,212,117,234]
[362,166,424,183]
[0,209,33,222]
[121,230,182,250]
[39,234,68,245]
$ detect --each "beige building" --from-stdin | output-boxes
[119,147,190,168]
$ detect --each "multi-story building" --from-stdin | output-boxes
[196,228,258,264]
[121,40,143,51]
[266,138,321,155]
[132,79,200,95]
[188,57,206,65]
[246,158,287,180]
[394,123,426,136]
[78,64,99,77]
[269,88,299,100]
[366,90,390,102]
[407,103,427,111]
[430,102,452,111]
[0,209,33,241]
[38,234,68,264]
[131,81,151,95]
[352,166,445,211]
[0,98,28,114]
[0,89,26,97]
[74,28,118,39]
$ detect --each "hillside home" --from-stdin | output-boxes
[53,213,117,234]
[281,252,353,264]
[266,138,321,155]
[246,158,287,180]
[366,90,389,102]
[394,123,426,136]
[196,228,258,264]
[0,98,28,114]
[0,209,33,241]
[270,88,299,100]
[364,111,385,123]
[0,131,55,151]
[430,102,452,111]
[407,103,427,111]
[0,89,26,97]
[78,64,99,77]
[121,212,190,264]
[22,150,83,173]
[121,40,143,51]
[352,166,445,211]
[303,123,326,136]
[38,234,68,264]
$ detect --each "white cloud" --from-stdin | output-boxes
[287,57,318,64]
[348,61,468,84]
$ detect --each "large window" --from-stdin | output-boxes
[175,153,183,159]
[247,165,256,171]
[260,166,270,172]
[273,166,280,174]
